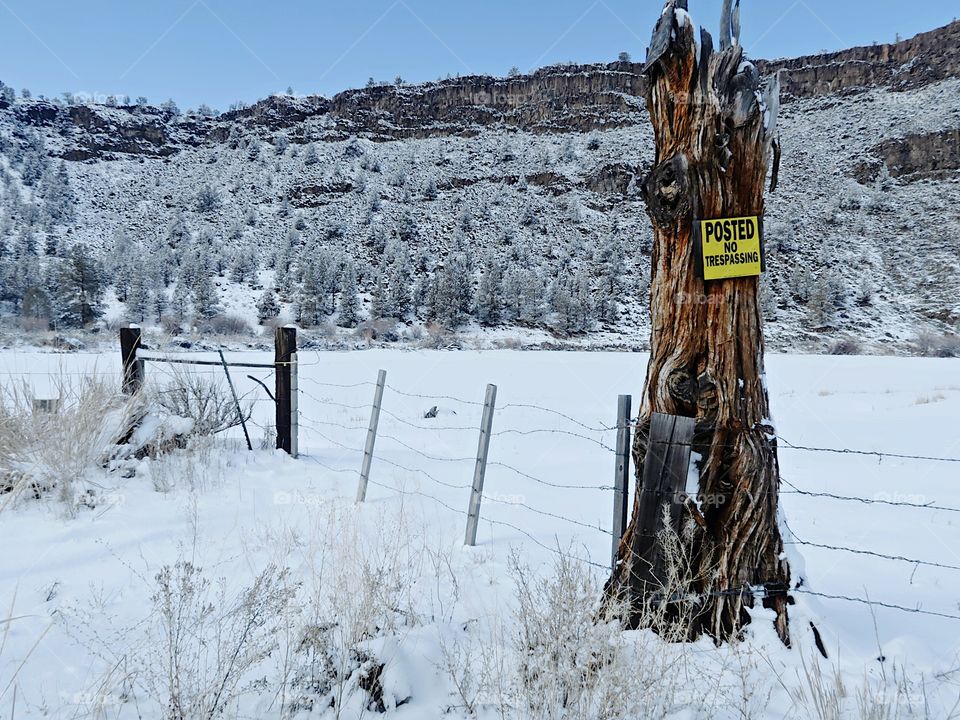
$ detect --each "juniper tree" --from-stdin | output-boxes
[604,0,792,644]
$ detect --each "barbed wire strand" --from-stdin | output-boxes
[488,461,616,492]
[299,377,376,390]
[384,383,485,407]
[297,387,372,412]
[492,427,616,453]
[498,403,612,434]
[777,436,960,464]
[379,407,477,432]
[480,493,612,536]
[781,478,960,514]
[377,433,475,463]
[784,529,960,573]
[361,475,608,570]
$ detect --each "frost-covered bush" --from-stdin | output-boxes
[153,371,251,436]
[204,313,253,336]
[915,332,960,358]
[137,561,296,719]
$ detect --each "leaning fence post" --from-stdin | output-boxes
[275,326,297,455]
[356,369,387,503]
[465,384,497,547]
[119,326,144,395]
[612,394,632,570]
[218,349,252,451]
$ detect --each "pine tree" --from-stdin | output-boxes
[476,256,503,326]
[337,260,361,328]
[429,252,473,328]
[42,161,75,226]
[171,281,191,323]
[296,260,324,327]
[550,267,593,335]
[384,243,412,319]
[125,272,152,323]
[256,288,280,324]
[166,212,191,251]
[21,283,52,328]
[191,271,220,320]
[55,243,103,327]
[230,245,259,284]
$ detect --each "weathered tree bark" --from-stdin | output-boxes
[604,0,790,645]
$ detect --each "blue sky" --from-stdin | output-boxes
[1,0,956,110]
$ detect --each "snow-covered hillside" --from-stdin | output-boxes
[2,350,959,718]
[1,24,958,354]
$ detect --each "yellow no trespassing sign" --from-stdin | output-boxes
[696,216,764,281]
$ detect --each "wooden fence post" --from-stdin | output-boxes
[612,394,632,570]
[119,327,143,395]
[465,384,497,547]
[634,412,696,595]
[32,398,61,414]
[356,369,386,503]
[275,327,297,455]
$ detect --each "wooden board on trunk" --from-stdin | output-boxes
[633,413,696,592]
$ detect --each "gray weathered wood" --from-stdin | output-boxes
[719,0,733,50]
[612,394,633,570]
[32,398,60,414]
[219,349,252,451]
[119,327,143,395]
[732,0,742,47]
[138,355,274,369]
[632,413,696,593]
[465,384,497,547]
[356,369,386,503]
[275,327,297,455]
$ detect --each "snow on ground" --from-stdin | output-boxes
[1,350,959,717]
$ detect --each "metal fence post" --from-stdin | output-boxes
[612,394,632,569]
[356,369,386,503]
[465,384,497,546]
[290,352,299,459]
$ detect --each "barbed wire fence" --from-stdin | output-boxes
[290,361,960,629]
[21,327,955,630]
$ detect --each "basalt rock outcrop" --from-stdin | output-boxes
[2,20,957,161]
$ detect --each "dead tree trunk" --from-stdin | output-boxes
[604,0,790,645]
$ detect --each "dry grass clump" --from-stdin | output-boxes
[0,374,142,510]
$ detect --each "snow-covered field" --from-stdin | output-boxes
[1,349,959,718]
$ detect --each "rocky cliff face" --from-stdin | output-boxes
[4,20,957,160]
[757,20,960,98]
